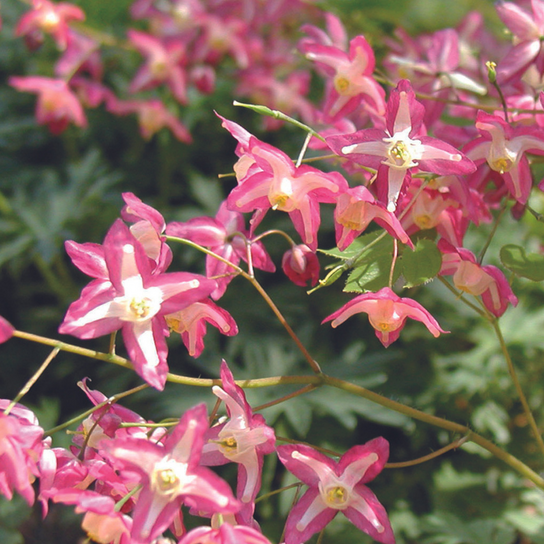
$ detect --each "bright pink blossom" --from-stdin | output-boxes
[165,299,238,357]
[59,219,216,389]
[0,401,44,505]
[438,239,518,317]
[327,79,475,212]
[201,361,276,524]
[166,201,275,300]
[15,0,85,50]
[323,287,447,347]
[463,110,544,204]
[334,185,413,251]
[300,25,386,121]
[102,404,240,543]
[227,136,348,250]
[495,0,544,83]
[179,522,272,544]
[128,30,188,103]
[277,439,394,544]
[9,76,87,135]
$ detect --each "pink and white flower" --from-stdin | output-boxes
[59,219,216,390]
[102,404,240,543]
[277,439,394,544]
[323,287,447,347]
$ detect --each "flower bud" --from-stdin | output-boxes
[282,244,320,287]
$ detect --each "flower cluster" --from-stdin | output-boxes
[4,0,544,543]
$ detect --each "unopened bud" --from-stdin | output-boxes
[486,61,497,84]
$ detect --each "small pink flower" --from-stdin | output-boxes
[438,239,518,317]
[323,287,447,347]
[166,201,275,300]
[201,361,276,524]
[463,110,544,205]
[227,136,348,250]
[277,439,395,544]
[102,404,240,543]
[282,244,320,287]
[179,522,273,544]
[0,401,44,505]
[10,76,87,134]
[15,0,85,50]
[109,99,192,142]
[327,80,475,212]
[59,219,216,390]
[334,186,413,251]
[165,299,238,358]
[127,30,188,104]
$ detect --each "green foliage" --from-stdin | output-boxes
[500,244,544,282]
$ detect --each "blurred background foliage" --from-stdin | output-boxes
[1,0,544,543]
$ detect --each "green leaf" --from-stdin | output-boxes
[499,244,544,281]
[402,239,442,287]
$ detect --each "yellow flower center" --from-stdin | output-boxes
[489,156,514,174]
[325,485,348,507]
[129,297,153,319]
[334,75,351,95]
[414,214,434,230]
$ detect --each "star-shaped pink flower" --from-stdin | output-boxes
[277,439,395,544]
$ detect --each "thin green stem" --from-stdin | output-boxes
[478,203,508,264]
[4,347,60,415]
[491,318,544,459]
[253,384,318,412]
[437,276,489,317]
[167,235,322,374]
[321,374,544,488]
[44,384,148,437]
[385,435,470,468]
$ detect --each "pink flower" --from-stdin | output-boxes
[15,0,85,50]
[110,99,192,142]
[102,404,240,543]
[9,76,87,134]
[166,201,275,300]
[327,79,475,211]
[0,401,44,505]
[323,287,447,347]
[282,244,320,287]
[59,219,216,390]
[201,361,276,524]
[277,439,394,544]
[227,137,348,250]
[300,26,385,120]
[463,110,544,205]
[438,239,518,317]
[165,299,238,358]
[179,522,272,544]
[495,0,544,83]
[334,186,413,251]
[127,30,188,104]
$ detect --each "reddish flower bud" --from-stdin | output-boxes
[282,244,320,287]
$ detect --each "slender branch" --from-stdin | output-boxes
[437,276,489,317]
[43,384,148,437]
[385,435,470,468]
[491,318,544,459]
[321,374,544,488]
[253,384,318,412]
[4,347,60,415]
[167,235,322,374]
[478,202,508,264]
